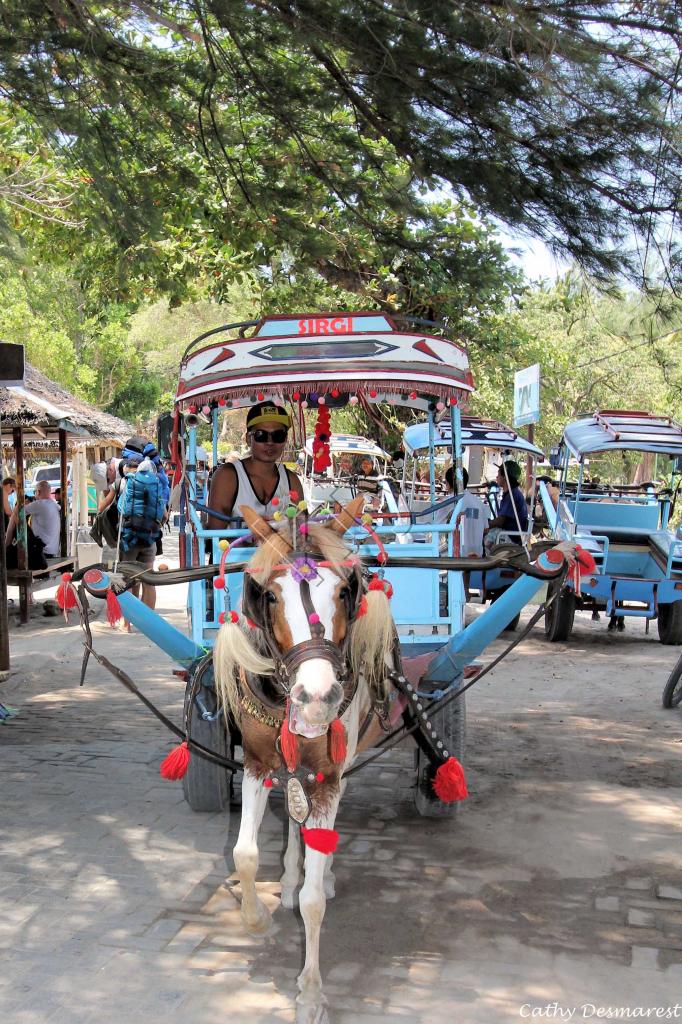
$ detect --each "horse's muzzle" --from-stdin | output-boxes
[290,679,344,710]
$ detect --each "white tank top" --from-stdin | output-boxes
[232,460,292,518]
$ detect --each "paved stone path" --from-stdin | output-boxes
[2,569,682,1023]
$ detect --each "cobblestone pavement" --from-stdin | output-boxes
[2,566,682,1024]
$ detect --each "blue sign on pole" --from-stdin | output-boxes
[513,363,540,427]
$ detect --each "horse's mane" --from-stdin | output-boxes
[213,523,394,723]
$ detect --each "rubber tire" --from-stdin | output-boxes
[182,679,230,813]
[657,602,682,645]
[544,585,575,642]
[414,686,466,819]
[662,654,682,708]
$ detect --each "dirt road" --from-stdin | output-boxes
[1,571,681,1024]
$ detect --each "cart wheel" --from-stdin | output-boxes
[544,584,575,642]
[657,602,682,645]
[662,654,682,708]
[182,674,231,813]
[414,685,466,819]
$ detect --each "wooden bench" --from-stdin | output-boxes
[6,557,75,624]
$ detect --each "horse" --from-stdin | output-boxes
[213,497,398,1023]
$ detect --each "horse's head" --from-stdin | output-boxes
[240,501,365,737]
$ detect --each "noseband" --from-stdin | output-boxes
[241,558,364,697]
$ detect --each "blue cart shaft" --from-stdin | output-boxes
[84,569,204,666]
[423,570,547,683]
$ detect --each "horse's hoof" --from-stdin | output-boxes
[243,901,272,935]
[295,1002,330,1024]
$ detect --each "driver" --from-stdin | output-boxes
[207,402,301,526]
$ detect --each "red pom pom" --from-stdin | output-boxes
[433,757,468,803]
[292,391,300,401]
[357,596,368,617]
[308,612,320,625]
[329,718,347,764]
[160,741,190,781]
[409,391,417,400]
[271,496,280,506]
[106,589,122,627]
[56,580,77,611]
[246,618,257,629]
[289,491,299,501]
[331,389,339,398]
[301,827,339,855]
[214,577,226,590]
[61,572,72,583]
[315,772,325,783]
[575,545,597,576]
[218,397,226,406]
[229,610,239,624]
[369,389,377,398]
[257,392,265,401]
[368,577,385,592]
[263,778,273,789]
[218,612,226,624]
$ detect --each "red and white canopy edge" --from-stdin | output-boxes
[175,312,474,412]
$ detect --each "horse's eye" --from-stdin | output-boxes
[339,586,351,600]
[265,590,277,604]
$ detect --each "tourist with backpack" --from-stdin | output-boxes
[117,456,166,616]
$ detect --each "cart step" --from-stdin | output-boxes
[606,579,657,618]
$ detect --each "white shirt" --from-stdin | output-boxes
[455,490,490,556]
[232,460,293,517]
[25,497,61,555]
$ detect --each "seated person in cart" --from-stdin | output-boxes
[207,402,301,525]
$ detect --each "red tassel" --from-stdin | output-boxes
[329,718,347,764]
[160,741,190,780]
[56,573,78,612]
[432,757,468,803]
[280,700,299,772]
[106,589,123,627]
[301,827,339,855]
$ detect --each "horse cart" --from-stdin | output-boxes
[402,415,545,628]
[538,410,682,643]
[71,311,578,1023]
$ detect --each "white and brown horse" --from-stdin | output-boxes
[213,498,396,1022]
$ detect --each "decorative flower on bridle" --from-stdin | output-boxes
[290,555,319,583]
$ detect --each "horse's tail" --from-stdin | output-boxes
[350,589,394,699]
[213,621,275,721]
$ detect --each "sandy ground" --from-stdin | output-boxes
[1,547,682,1024]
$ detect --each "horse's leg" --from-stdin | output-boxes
[280,816,301,909]
[296,798,340,1023]
[323,779,346,900]
[233,771,271,934]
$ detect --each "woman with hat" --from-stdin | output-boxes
[207,402,301,527]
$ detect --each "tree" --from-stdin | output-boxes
[0,1,679,302]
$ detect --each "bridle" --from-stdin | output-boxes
[240,555,365,707]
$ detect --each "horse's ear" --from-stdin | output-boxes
[240,505,292,559]
[240,506,276,543]
[328,495,365,535]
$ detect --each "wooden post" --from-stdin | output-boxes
[0,515,9,679]
[59,428,68,557]
[526,423,535,494]
[12,426,29,623]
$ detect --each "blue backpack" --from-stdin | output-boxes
[118,470,166,551]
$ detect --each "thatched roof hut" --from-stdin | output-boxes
[0,362,133,447]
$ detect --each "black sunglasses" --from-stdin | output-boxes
[251,428,288,444]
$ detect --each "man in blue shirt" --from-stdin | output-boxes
[488,460,528,542]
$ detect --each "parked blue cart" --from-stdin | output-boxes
[539,410,682,644]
